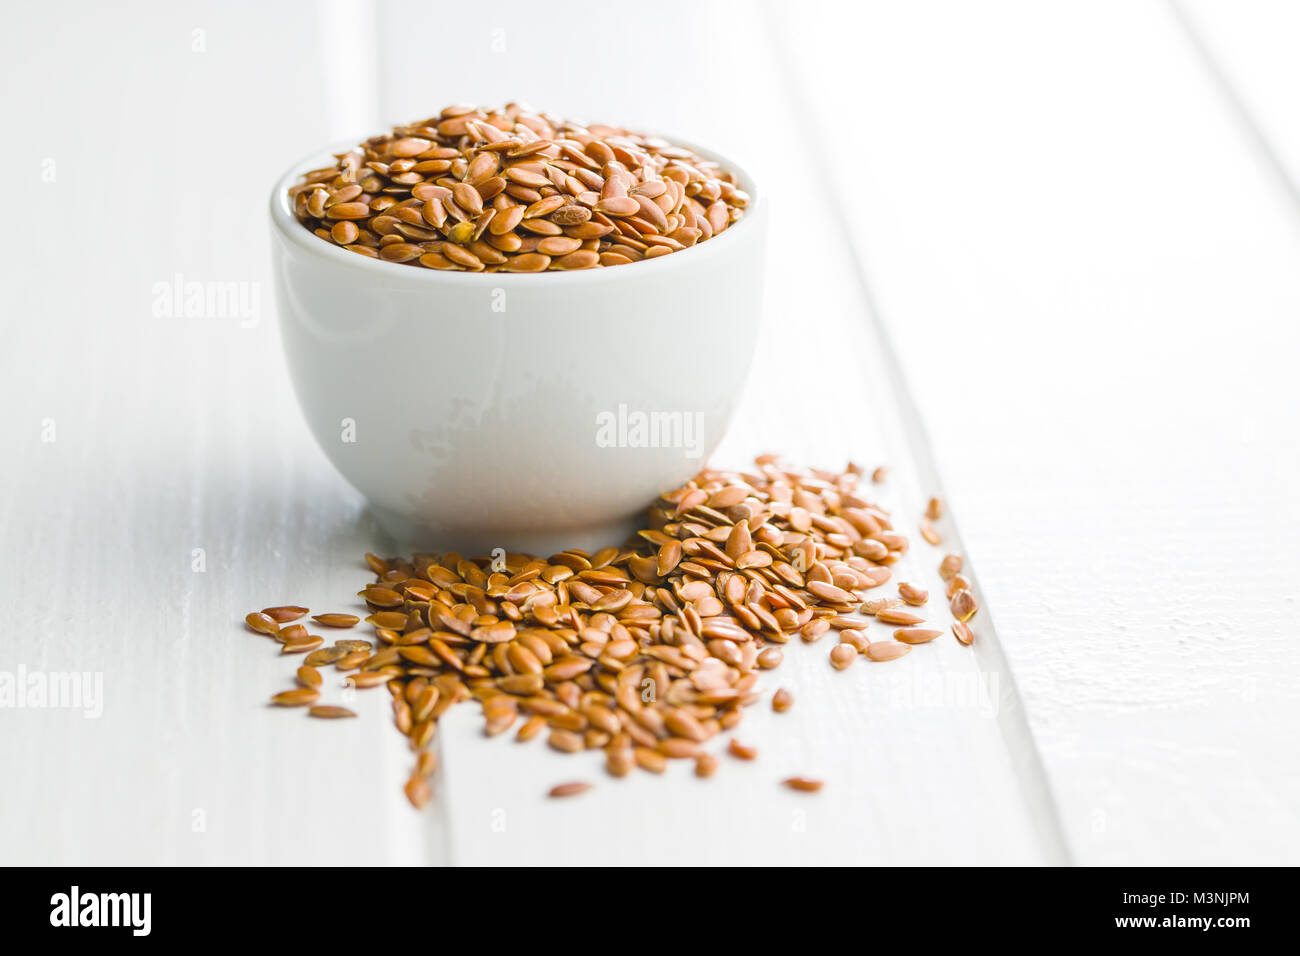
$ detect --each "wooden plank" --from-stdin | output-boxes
[0,0,1142,866]
[770,0,1300,864]
[375,0,1062,865]
[0,0,437,865]
[1177,0,1300,200]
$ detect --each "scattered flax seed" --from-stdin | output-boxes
[635,747,667,773]
[784,777,824,792]
[607,746,635,777]
[897,582,928,606]
[404,775,432,809]
[335,639,373,653]
[271,688,320,707]
[303,646,347,667]
[276,624,308,643]
[658,738,700,759]
[829,644,856,670]
[348,671,393,689]
[920,518,942,546]
[772,688,794,713]
[925,497,943,521]
[281,636,324,654]
[728,739,758,761]
[866,642,912,662]
[244,456,927,805]
[801,619,831,643]
[394,699,412,735]
[894,628,943,645]
[840,630,871,654]
[549,729,584,753]
[409,720,436,751]
[945,574,972,598]
[312,613,360,628]
[860,598,904,615]
[939,554,963,581]
[953,621,975,646]
[950,589,979,622]
[874,608,926,626]
[516,715,546,742]
[263,605,310,623]
[862,565,893,587]
[308,705,357,719]
[548,781,592,798]
[485,704,518,737]
[360,587,403,608]
[244,612,279,636]
[871,466,888,483]
[335,650,369,670]
[296,665,322,689]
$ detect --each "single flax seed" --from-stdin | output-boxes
[548,781,592,798]
[309,705,358,719]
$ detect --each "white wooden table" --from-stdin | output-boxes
[1,0,1296,866]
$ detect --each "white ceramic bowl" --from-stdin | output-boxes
[269,141,766,555]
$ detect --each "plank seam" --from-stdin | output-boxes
[1167,0,1300,220]
[756,0,1074,866]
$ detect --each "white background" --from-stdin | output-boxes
[1,0,1296,865]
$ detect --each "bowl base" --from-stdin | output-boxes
[368,505,641,560]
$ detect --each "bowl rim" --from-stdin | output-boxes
[269,131,764,285]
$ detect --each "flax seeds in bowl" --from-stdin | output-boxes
[287,102,750,272]
[269,103,765,554]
